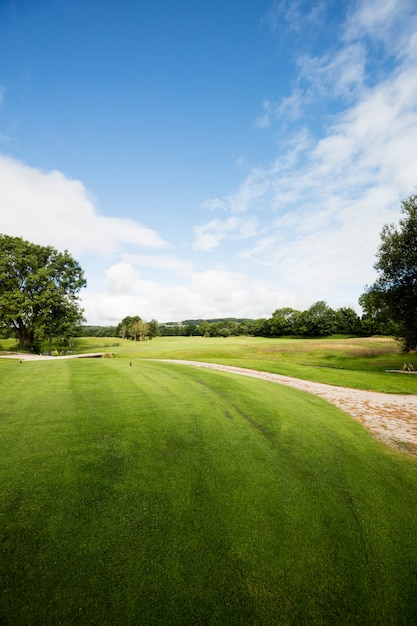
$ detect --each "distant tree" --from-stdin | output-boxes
[227,321,239,336]
[269,308,302,336]
[159,323,186,336]
[238,320,253,335]
[147,319,159,339]
[252,318,270,336]
[117,315,141,339]
[217,327,231,338]
[184,323,198,336]
[138,320,149,341]
[360,193,417,351]
[0,234,86,351]
[209,321,224,337]
[335,307,361,335]
[80,325,118,337]
[198,321,211,336]
[129,320,141,341]
[300,301,338,336]
[358,292,400,337]
[128,319,149,341]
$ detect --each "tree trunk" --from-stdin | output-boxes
[16,318,34,350]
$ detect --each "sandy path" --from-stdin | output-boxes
[159,359,417,455]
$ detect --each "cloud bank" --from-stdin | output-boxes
[0,155,167,256]
[1,0,417,325]
[192,0,417,318]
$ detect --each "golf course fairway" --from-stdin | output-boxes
[1,356,417,624]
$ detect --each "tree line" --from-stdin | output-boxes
[79,301,396,341]
[153,301,395,338]
[1,192,416,351]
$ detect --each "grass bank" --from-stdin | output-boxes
[1,356,417,623]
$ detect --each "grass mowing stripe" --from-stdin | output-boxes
[1,358,417,623]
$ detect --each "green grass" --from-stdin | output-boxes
[1,356,417,624]
[72,334,417,393]
[4,333,417,392]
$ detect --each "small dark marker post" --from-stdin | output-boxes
[130,362,132,366]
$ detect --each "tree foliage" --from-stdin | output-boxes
[335,307,362,335]
[156,307,366,338]
[117,316,141,339]
[0,234,86,351]
[299,301,338,337]
[116,315,159,341]
[79,325,118,337]
[129,319,149,342]
[147,319,160,339]
[360,193,417,351]
[269,308,301,336]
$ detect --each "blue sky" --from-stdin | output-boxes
[1,0,417,324]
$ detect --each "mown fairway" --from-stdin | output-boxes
[73,334,417,393]
[1,352,417,624]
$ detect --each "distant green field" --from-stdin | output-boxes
[1,354,417,624]
[66,334,417,393]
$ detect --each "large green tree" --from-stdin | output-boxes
[147,319,160,339]
[299,301,338,336]
[129,319,149,341]
[117,315,141,339]
[0,234,86,351]
[269,307,302,336]
[335,307,361,335]
[360,193,417,351]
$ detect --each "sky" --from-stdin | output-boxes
[1,0,417,325]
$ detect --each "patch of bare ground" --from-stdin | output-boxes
[159,360,417,456]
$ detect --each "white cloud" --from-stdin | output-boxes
[255,43,366,129]
[297,43,366,100]
[255,90,305,128]
[196,7,417,318]
[265,0,326,35]
[2,1,417,327]
[0,155,167,256]
[258,0,417,130]
[193,216,259,251]
[248,59,417,242]
[200,198,228,212]
[122,253,193,276]
[344,0,417,60]
[106,262,139,294]
[83,268,292,325]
